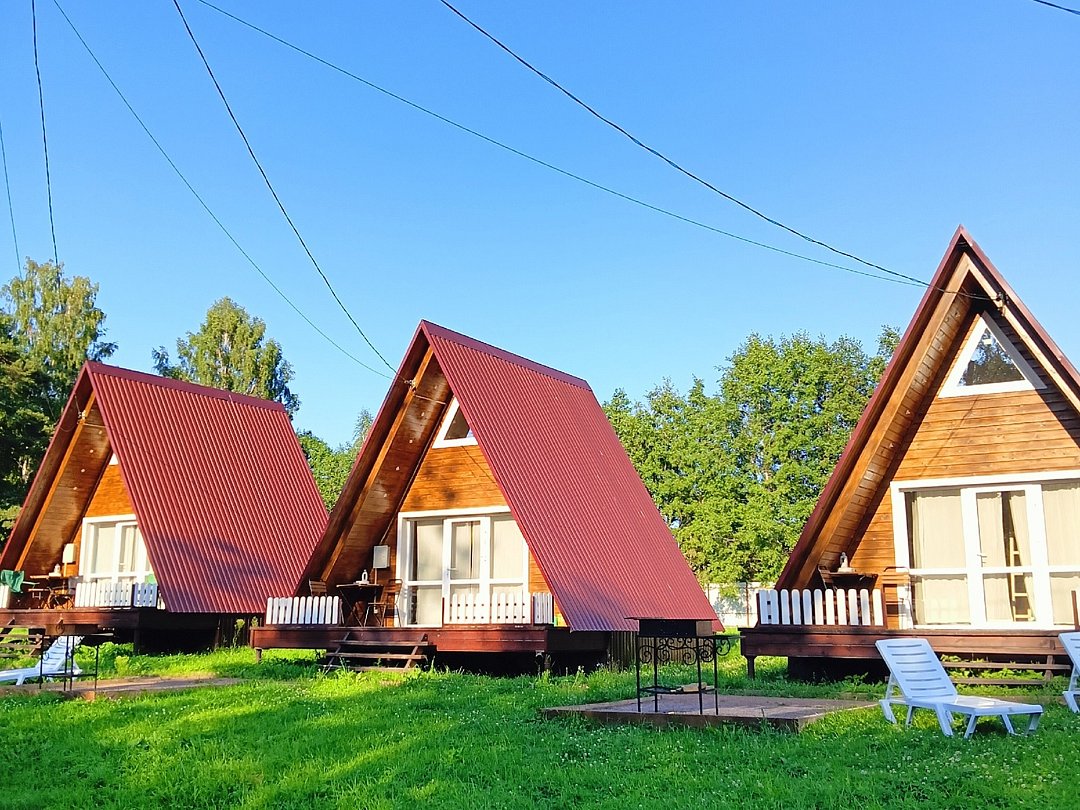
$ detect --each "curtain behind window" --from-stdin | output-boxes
[908,490,968,623]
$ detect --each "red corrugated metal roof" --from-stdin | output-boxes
[83,363,326,614]
[421,322,717,632]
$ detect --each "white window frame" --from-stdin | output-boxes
[431,398,477,448]
[397,506,530,626]
[891,470,1080,628]
[79,515,153,585]
[939,314,1044,398]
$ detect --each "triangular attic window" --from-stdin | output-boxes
[433,398,477,447]
[940,314,1044,397]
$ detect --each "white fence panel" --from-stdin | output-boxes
[755,587,885,627]
[448,592,485,623]
[132,583,159,608]
[75,580,141,608]
[263,595,341,625]
[443,590,541,624]
[490,591,529,624]
[532,592,554,625]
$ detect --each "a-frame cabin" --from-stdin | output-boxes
[252,320,716,669]
[0,363,327,650]
[741,228,1080,678]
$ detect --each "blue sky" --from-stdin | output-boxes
[1,1,1077,446]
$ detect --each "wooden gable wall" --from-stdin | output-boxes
[781,266,972,589]
[15,398,112,574]
[397,442,551,598]
[401,445,506,512]
[850,309,1080,576]
[67,461,135,575]
[316,348,450,585]
[317,348,553,597]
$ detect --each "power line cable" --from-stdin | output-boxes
[438,0,934,289]
[1030,0,1080,14]
[171,0,397,373]
[0,117,20,273]
[193,0,921,290]
[31,0,59,265]
[51,0,390,379]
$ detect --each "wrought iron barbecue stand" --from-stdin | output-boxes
[634,618,733,714]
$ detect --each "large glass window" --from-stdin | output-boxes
[900,478,1080,627]
[1042,482,1080,623]
[432,399,477,448]
[940,315,1043,397]
[400,511,529,625]
[907,490,968,624]
[80,517,153,585]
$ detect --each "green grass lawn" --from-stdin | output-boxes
[0,644,1075,809]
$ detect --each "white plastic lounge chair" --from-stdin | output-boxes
[875,638,1042,739]
[1060,631,1080,713]
[0,635,83,686]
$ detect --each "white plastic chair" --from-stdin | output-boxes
[0,635,84,686]
[1060,631,1080,713]
[875,638,1042,739]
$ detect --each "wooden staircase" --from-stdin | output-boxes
[321,631,431,672]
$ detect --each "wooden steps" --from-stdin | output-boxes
[321,632,430,672]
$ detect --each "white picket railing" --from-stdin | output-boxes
[74,580,160,609]
[447,590,533,624]
[756,587,884,627]
[264,595,342,625]
[132,582,159,608]
[532,592,554,625]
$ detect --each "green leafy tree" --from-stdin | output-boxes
[710,332,885,581]
[0,316,50,532]
[1,259,116,532]
[2,258,116,417]
[297,409,374,509]
[352,408,373,450]
[153,297,299,416]
[606,326,898,585]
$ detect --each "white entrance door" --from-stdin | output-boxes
[400,511,528,626]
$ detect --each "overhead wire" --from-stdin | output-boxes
[0,117,20,273]
[437,0,938,291]
[193,0,921,290]
[31,0,59,265]
[171,0,397,374]
[50,0,391,379]
[1029,0,1080,14]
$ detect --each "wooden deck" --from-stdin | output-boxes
[543,693,872,732]
[0,607,226,650]
[251,623,607,657]
[740,625,1071,678]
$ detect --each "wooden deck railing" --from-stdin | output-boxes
[532,592,554,625]
[74,581,160,609]
[264,595,342,625]
[756,587,884,627]
[444,591,555,624]
[261,591,555,627]
[448,591,530,624]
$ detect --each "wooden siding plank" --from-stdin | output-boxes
[18,394,110,573]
